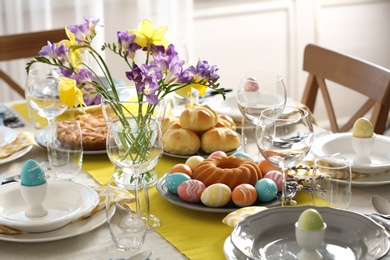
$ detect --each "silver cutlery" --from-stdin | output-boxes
[371,195,390,218]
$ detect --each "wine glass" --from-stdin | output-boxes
[25,66,67,127]
[106,114,163,230]
[237,72,287,162]
[256,106,314,206]
[47,120,83,181]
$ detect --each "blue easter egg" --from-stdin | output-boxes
[20,159,46,187]
[255,178,278,202]
[232,152,254,161]
[165,173,191,195]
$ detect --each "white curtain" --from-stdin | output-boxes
[0,0,193,102]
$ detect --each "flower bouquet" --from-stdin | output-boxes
[26,17,227,185]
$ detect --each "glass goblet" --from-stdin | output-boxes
[237,72,287,162]
[25,66,67,127]
[106,114,163,230]
[311,156,352,209]
[256,106,314,206]
[47,120,83,181]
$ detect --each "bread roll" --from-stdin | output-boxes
[179,104,218,132]
[216,114,236,130]
[163,128,201,155]
[162,116,180,134]
[201,127,240,153]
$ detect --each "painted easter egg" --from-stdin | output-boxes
[231,152,254,161]
[20,159,46,187]
[209,151,227,158]
[165,173,191,195]
[352,117,374,138]
[231,184,257,207]
[264,170,283,192]
[255,178,278,202]
[185,155,204,171]
[170,163,193,177]
[178,180,206,203]
[201,183,231,207]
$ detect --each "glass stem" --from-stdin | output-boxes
[282,166,288,206]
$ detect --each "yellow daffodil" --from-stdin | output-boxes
[58,77,85,108]
[130,19,169,49]
[175,83,208,98]
[59,28,83,72]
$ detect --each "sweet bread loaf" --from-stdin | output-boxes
[163,128,201,155]
[192,155,262,189]
[201,127,240,153]
[216,114,236,130]
[179,104,218,132]
[162,116,180,134]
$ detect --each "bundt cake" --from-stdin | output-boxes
[192,155,262,189]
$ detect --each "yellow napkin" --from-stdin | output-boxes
[222,206,267,227]
[0,131,37,159]
[0,185,133,235]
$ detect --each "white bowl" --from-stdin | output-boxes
[0,180,99,232]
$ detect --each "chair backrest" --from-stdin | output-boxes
[301,44,390,134]
[0,28,66,97]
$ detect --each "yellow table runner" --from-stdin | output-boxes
[12,102,315,260]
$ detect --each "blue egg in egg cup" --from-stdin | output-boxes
[19,159,48,218]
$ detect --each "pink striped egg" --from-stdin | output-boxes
[264,170,283,192]
[231,184,257,207]
[178,180,206,203]
[201,183,231,207]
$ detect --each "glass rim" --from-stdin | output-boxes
[241,71,283,83]
[314,155,351,170]
[260,106,309,121]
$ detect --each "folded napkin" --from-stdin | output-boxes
[0,185,134,235]
[0,131,36,159]
[222,206,268,227]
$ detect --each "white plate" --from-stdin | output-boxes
[0,126,17,147]
[231,206,390,259]
[0,145,33,165]
[0,180,99,232]
[156,173,292,213]
[311,133,390,174]
[0,205,115,243]
[35,127,106,155]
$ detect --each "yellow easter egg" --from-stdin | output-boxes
[201,183,231,207]
[352,118,374,138]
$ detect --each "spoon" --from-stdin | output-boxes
[371,195,390,218]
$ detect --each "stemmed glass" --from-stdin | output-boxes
[256,106,314,206]
[237,72,287,162]
[106,114,164,231]
[25,66,67,128]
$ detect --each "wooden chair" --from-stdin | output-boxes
[0,28,66,97]
[301,44,390,134]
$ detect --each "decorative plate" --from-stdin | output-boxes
[231,205,390,259]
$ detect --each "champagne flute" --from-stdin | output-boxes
[106,114,163,230]
[256,106,314,206]
[237,72,287,162]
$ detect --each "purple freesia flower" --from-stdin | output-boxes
[189,60,220,83]
[117,31,140,59]
[176,68,193,83]
[68,23,90,43]
[38,41,58,58]
[125,65,143,84]
[84,16,100,34]
[71,68,93,85]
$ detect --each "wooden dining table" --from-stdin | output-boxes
[0,101,389,260]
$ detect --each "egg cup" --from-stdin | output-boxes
[295,222,327,260]
[20,182,48,218]
[351,134,376,164]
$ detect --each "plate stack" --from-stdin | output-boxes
[224,206,390,259]
[0,181,100,241]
